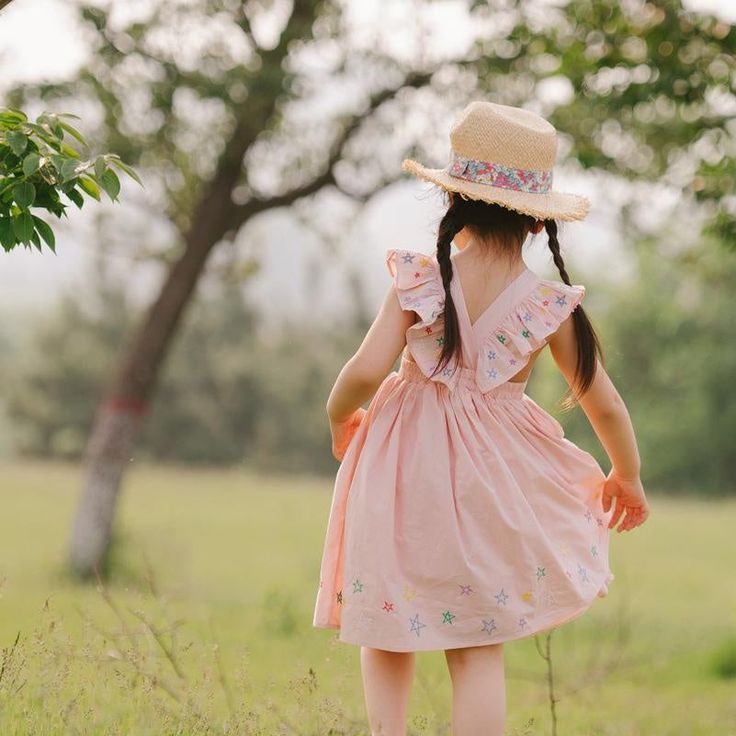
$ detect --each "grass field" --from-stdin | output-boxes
[0,459,735,735]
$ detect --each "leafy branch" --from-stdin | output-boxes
[0,107,142,254]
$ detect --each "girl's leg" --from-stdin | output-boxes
[444,643,506,736]
[360,646,416,736]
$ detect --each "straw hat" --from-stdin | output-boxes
[401,101,590,222]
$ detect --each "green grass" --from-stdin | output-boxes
[0,459,735,735]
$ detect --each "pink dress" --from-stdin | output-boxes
[312,247,615,652]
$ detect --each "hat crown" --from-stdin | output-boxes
[449,101,558,172]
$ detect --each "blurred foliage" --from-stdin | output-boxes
[2,269,365,475]
[0,108,141,253]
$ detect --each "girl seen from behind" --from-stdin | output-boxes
[313,100,650,736]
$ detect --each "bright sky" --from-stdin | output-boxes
[0,0,732,323]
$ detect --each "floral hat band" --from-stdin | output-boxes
[401,100,591,222]
[446,150,553,195]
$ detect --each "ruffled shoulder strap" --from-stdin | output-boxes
[386,248,458,386]
[475,275,585,392]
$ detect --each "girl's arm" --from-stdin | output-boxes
[548,315,650,532]
[326,284,416,425]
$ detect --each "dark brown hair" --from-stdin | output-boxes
[431,191,603,409]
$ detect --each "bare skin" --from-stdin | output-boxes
[326,222,649,735]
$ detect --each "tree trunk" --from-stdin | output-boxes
[68,128,254,578]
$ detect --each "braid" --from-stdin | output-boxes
[431,208,464,378]
[544,219,604,408]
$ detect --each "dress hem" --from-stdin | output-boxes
[313,593,608,653]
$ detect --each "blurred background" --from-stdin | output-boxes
[0,1,734,734]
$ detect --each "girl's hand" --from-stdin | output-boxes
[602,469,650,533]
[330,408,367,462]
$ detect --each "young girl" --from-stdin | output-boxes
[312,101,649,736]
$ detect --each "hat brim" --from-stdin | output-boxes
[401,158,591,222]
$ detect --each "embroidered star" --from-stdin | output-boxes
[441,610,456,624]
[487,368,498,379]
[536,566,546,580]
[419,256,433,267]
[591,544,598,557]
[414,271,421,278]
[459,584,473,595]
[435,335,445,347]
[519,616,528,629]
[442,367,454,376]
[521,590,534,602]
[556,295,567,306]
[409,613,426,636]
[382,601,395,612]
[542,299,550,306]
[487,350,496,360]
[352,579,364,593]
[336,590,343,604]
[494,588,509,606]
[509,358,517,365]
[523,312,533,322]
[596,517,604,527]
[403,585,417,602]
[585,509,593,521]
[481,618,497,635]
[496,334,506,344]
[402,253,415,263]
[521,329,530,338]
[424,326,432,334]
[577,564,589,583]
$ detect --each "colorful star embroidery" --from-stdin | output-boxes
[481,618,497,635]
[591,544,598,557]
[521,329,530,338]
[403,585,417,602]
[419,256,433,267]
[352,579,364,593]
[487,350,496,360]
[459,584,473,595]
[519,616,528,630]
[577,564,589,583]
[585,509,593,522]
[336,590,343,604]
[382,601,395,612]
[402,253,415,263]
[523,312,533,322]
[536,566,546,580]
[509,358,517,365]
[494,588,509,606]
[424,326,432,334]
[521,591,534,602]
[556,295,567,306]
[409,613,426,636]
[487,368,498,379]
[442,366,454,376]
[442,610,456,624]
[596,517,604,527]
[435,335,445,347]
[496,334,506,344]
[542,299,550,306]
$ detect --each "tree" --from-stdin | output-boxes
[4,0,734,577]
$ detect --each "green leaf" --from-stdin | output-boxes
[100,168,121,201]
[60,158,80,182]
[66,187,84,208]
[13,181,35,209]
[94,155,106,180]
[12,211,34,243]
[30,227,42,252]
[78,175,100,201]
[6,130,27,156]
[31,215,56,252]
[59,121,88,147]
[22,152,41,176]
[0,216,17,251]
[108,157,143,187]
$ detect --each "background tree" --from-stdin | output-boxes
[4,0,734,578]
